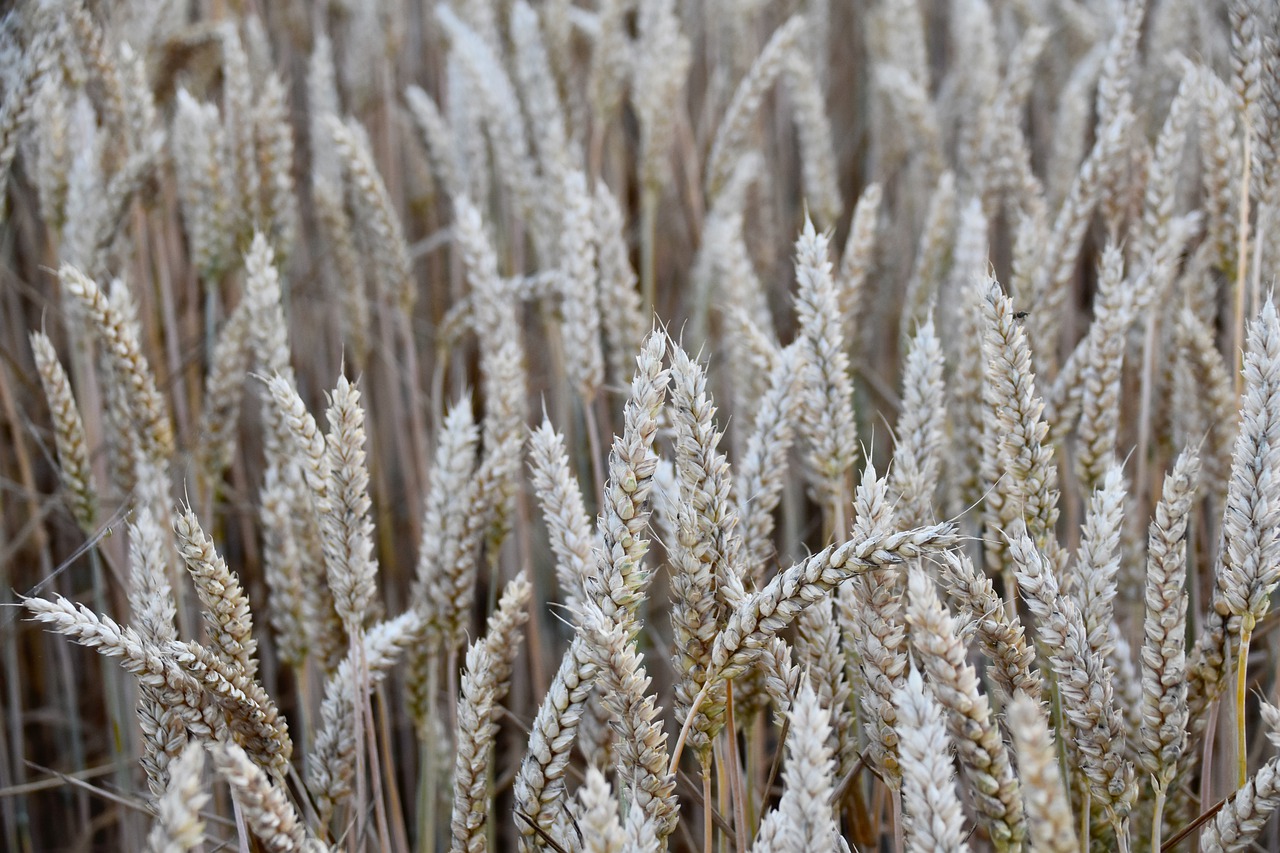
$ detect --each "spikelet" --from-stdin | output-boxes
[794,596,856,786]
[220,24,258,236]
[1200,753,1280,852]
[578,601,679,840]
[979,279,1060,575]
[1075,245,1135,489]
[262,372,340,670]
[837,182,883,353]
[844,464,904,785]
[510,0,571,182]
[1174,307,1238,496]
[24,595,290,775]
[1070,465,1126,668]
[557,168,604,401]
[706,16,807,201]
[312,178,369,363]
[705,520,957,684]
[0,27,52,208]
[781,48,842,226]
[595,183,649,388]
[668,343,741,763]
[253,74,299,257]
[573,768,625,853]
[874,63,945,180]
[935,550,1038,699]
[515,332,669,847]
[632,0,690,194]
[901,174,955,340]
[414,400,482,658]
[583,330,670,626]
[1195,66,1242,276]
[171,90,233,282]
[435,5,538,224]
[32,71,70,232]
[1029,89,1134,361]
[1134,68,1196,265]
[946,203,991,516]
[514,636,597,850]
[404,84,461,202]
[197,299,252,484]
[129,505,184,799]
[734,344,803,579]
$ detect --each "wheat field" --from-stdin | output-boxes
[1,0,1279,850]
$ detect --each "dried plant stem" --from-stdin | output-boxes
[641,186,658,313]
[725,682,746,853]
[1235,126,1253,397]
[1235,619,1253,790]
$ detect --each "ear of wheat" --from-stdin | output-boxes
[7,1,1280,850]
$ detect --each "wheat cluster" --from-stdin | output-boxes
[3,0,1280,851]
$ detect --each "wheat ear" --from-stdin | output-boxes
[145,741,208,853]
[451,574,532,853]
[670,521,957,774]
[528,419,593,614]
[905,565,1025,850]
[1013,531,1136,845]
[794,214,858,519]
[578,601,679,840]
[30,329,97,530]
[935,549,1038,699]
[60,263,173,462]
[1140,447,1200,847]
[572,767,625,853]
[128,506,183,798]
[515,331,669,847]
[895,667,970,853]
[210,740,328,853]
[307,611,423,825]
[175,506,257,679]
[1200,752,1280,853]
[1007,692,1078,853]
[1216,296,1280,787]
[750,677,840,852]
